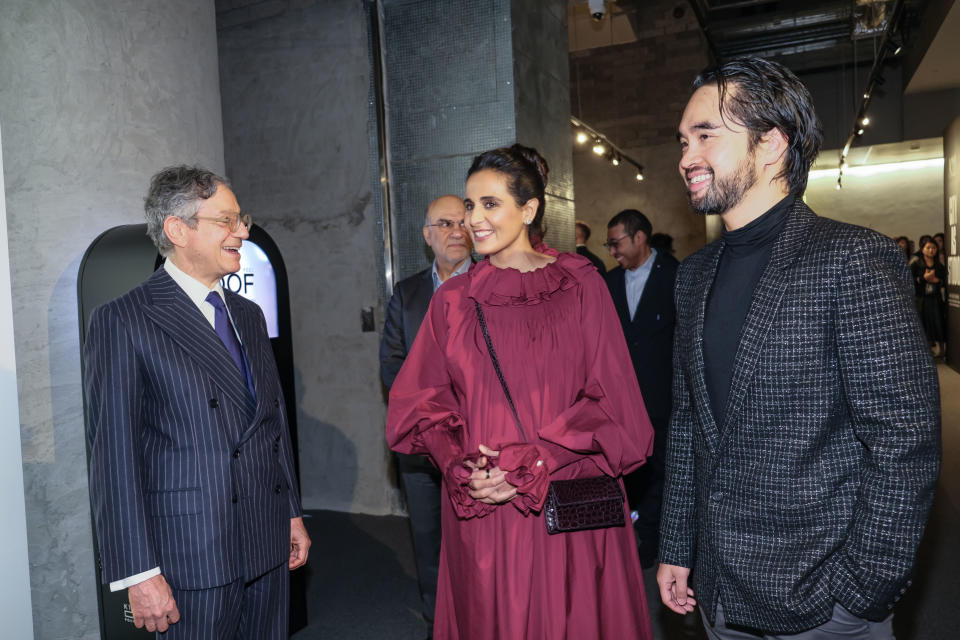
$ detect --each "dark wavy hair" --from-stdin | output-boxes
[144,165,229,256]
[607,209,652,240]
[467,144,549,243]
[693,56,823,195]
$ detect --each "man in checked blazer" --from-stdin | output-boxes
[84,166,310,637]
[657,57,940,638]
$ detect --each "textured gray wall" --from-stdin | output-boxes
[512,0,575,250]
[217,0,393,514]
[381,0,517,282]
[0,124,34,640]
[0,1,224,637]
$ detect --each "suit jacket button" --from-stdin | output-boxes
[233,449,240,458]
[274,484,282,494]
[209,398,219,408]
[274,398,280,408]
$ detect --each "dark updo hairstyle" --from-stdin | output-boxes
[467,143,549,243]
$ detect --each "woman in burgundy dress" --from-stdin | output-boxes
[386,144,654,639]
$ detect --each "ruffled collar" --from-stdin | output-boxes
[467,245,595,306]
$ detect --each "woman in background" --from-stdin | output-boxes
[386,144,654,639]
[912,237,947,357]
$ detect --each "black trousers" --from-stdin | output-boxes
[623,413,667,564]
[397,452,442,631]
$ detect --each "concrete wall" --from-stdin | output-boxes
[512,0,576,251]
[217,0,391,514]
[381,0,517,282]
[0,1,224,637]
[0,125,34,640]
[568,0,709,260]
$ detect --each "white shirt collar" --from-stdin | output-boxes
[164,258,225,307]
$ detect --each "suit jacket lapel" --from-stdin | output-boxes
[141,269,256,418]
[690,243,724,453]
[718,200,816,444]
[608,268,631,327]
[228,294,271,444]
[408,269,434,330]
[634,253,665,324]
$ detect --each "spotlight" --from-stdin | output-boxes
[611,154,621,167]
[886,38,903,56]
[861,117,870,126]
[857,128,864,136]
[592,140,606,155]
[575,130,588,145]
[863,92,870,99]
[635,171,644,181]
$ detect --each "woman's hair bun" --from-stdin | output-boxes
[509,143,549,189]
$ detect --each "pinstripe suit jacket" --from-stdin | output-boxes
[659,200,941,632]
[84,267,302,590]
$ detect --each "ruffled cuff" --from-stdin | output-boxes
[498,444,550,515]
[444,458,497,519]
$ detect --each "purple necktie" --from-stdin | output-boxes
[206,291,255,399]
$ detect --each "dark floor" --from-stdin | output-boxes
[292,364,960,639]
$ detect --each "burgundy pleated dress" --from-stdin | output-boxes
[387,248,654,640]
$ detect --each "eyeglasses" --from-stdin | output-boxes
[425,219,466,231]
[602,234,631,250]
[192,213,252,232]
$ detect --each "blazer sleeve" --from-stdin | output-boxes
[84,303,158,584]
[831,234,941,619]
[658,260,697,568]
[379,283,406,390]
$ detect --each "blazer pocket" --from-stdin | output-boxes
[147,488,202,516]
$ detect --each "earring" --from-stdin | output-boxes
[524,219,531,225]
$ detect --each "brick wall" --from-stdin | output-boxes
[569,1,710,260]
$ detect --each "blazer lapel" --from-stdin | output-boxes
[718,200,816,444]
[140,269,256,416]
[228,296,271,444]
[689,243,724,453]
[608,268,631,327]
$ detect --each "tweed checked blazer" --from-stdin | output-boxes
[659,200,940,633]
[84,267,302,591]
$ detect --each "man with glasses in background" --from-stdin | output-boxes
[84,166,309,638]
[380,194,472,639]
[603,209,678,568]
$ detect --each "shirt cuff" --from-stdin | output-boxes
[109,567,161,592]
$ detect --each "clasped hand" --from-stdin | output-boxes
[464,444,518,504]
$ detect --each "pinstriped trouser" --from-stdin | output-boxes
[159,563,289,640]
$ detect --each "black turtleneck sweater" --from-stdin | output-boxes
[704,194,794,428]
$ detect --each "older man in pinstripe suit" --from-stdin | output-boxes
[84,166,310,637]
[658,58,940,639]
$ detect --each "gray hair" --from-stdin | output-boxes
[144,166,229,256]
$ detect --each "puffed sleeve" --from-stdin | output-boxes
[386,292,494,518]
[496,271,655,514]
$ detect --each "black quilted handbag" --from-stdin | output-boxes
[474,301,626,535]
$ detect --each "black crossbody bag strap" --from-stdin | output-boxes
[473,300,528,442]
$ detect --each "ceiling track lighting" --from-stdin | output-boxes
[571,115,646,187]
[837,0,905,185]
